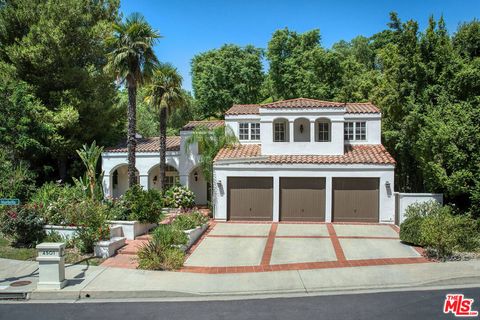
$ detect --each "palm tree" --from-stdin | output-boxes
[106,13,160,187]
[144,64,184,191]
[186,125,238,196]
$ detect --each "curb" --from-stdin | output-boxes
[26,276,480,301]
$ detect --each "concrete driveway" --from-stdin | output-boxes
[183,223,427,273]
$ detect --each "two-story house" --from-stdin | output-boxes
[102,98,396,224]
[213,98,395,223]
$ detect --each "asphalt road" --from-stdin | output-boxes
[0,287,479,320]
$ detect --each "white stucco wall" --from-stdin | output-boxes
[225,109,382,155]
[102,132,206,204]
[395,193,443,225]
[213,163,395,223]
[344,114,382,145]
[259,108,346,155]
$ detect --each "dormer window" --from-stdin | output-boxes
[239,123,260,141]
[273,119,288,142]
[344,122,366,141]
[315,119,331,142]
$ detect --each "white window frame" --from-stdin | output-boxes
[239,122,260,141]
[344,121,367,141]
[274,121,287,142]
[250,123,260,140]
[317,121,330,142]
[239,123,250,140]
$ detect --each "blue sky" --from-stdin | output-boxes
[120,0,480,92]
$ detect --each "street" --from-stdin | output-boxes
[1,287,479,320]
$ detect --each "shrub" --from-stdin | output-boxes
[420,206,459,258]
[400,201,480,259]
[152,224,187,247]
[400,201,441,245]
[123,185,164,223]
[70,199,110,254]
[137,224,188,270]
[172,211,209,230]
[31,182,84,225]
[163,185,195,209]
[104,197,130,221]
[0,150,37,202]
[137,244,184,270]
[0,204,45,247]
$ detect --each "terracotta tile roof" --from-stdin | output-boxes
[225,98,380,115]
[105,136,181,153]
[214,144,395,165]
[225,104,261,115]
[181,120,225,131]
[345,103,380,114]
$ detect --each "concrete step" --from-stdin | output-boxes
[94,237,126,258]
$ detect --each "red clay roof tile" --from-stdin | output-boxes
[105,136,181,153]
[214,144,395,165]
[181,120,225,131]
[225,98,380,115]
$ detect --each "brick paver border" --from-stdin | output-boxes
[181,222,430,274]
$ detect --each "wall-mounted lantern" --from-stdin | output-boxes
[153,175,158,185]
[194,171,198,182]
[385,181,392,197]
[299,124,304,133]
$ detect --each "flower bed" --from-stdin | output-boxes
[43,225,79,239]
[107,220,157,240]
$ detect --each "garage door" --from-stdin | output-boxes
[280,178,326,221]
[332,178,379,222]
[227,177,273,221]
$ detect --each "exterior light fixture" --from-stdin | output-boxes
[300,124,304,133]
[153,175,158,184]
[385,181,391,189]
[194,171,198,182]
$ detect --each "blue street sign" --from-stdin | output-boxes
[0,199,20,205]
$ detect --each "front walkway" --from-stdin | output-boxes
[181,222,427,274]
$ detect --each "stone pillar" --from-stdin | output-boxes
[289,120,294,142]
[179,174,189,188]
[36,243,67,290]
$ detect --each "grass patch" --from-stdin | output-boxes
[0,236,104,266]
[0,237,36,261]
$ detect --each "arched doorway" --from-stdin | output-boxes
[111,165,139,198]
[148,164,180,191]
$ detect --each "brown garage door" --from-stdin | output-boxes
[227,177,273,221]
[280,178,325,221]
[332,178,379,222]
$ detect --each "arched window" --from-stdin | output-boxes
[315,118,331,142]
[273,118,289,142]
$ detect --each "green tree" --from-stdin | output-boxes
[185,126,237,196]
[144,64,184,191]
[106,12,160,187]
[0,0,123,181]
[191,44,264,117]
[266,28,342,100]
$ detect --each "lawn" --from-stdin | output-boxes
[0,236,105,266]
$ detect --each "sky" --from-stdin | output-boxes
[120,0,480,92]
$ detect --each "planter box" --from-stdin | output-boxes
[107,220,157,240]
[94,237,126,258]
[43,225,79,239]
[181,223,208,251]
